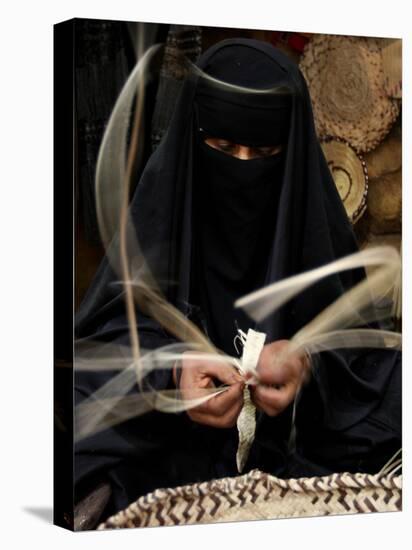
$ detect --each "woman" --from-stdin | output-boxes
[75,38,401,519]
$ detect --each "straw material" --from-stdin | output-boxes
[300,35,400,153]
[320,138,368,224]
[98,469,402,529]
[381,39,402,99]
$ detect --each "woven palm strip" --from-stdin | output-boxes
[299,35,399,153]
[98,469,402,529]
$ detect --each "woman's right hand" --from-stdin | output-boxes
[174,352,244,428]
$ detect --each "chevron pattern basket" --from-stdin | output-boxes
[98,469,402,529]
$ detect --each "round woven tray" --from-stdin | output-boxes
[98,469,402,529]
[321,137,369,224]
[300,35,400,153]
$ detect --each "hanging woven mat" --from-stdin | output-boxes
[98,469,402,529]
[321,137,368,224]
[300,35,400,153]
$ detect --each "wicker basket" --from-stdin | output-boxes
[98,469,402,529]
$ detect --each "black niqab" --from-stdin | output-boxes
[194,138,284,354]
[191,44,292,355]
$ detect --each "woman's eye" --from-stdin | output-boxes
[254,146,281,157]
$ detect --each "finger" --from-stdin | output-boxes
[181,376,212,396]
[251,397,279,417]
[200,362,243,386]
[184,383,236,415]
[252,383,296,414]
[179,363,219,394]
[201,382,244,416]
[251,388,288,417]
[221,398,245,427]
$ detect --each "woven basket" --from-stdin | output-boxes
[98,469,402,529]
[321,137,369,224]
[300,35,400,153]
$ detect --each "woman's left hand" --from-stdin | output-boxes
[250,340,311,417]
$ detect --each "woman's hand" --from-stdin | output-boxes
[173,352,245,428]
[250,340,310,417]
